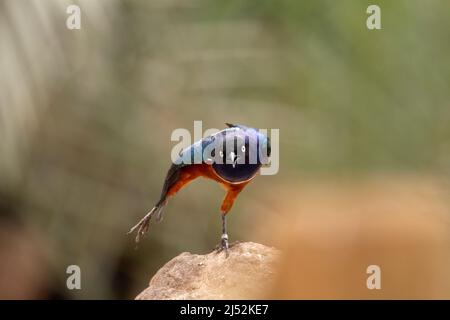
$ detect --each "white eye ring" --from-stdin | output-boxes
[241,145,246,152]
[219,150,224,157]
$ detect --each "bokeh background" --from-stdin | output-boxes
[1,0,450,299]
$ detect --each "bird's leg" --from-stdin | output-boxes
[215,187,244,257]
[222,214,229,252]
[216,214,229,257]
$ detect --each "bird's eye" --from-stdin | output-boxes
[241,145,246,153]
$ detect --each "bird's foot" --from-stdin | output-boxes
[127,210,153,243]
[215,234,229,257]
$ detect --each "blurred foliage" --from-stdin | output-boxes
[0,0,449,298]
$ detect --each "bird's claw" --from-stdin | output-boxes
[128,211,153,243]
[216,234,229,257]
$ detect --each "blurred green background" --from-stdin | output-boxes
[0,0,449,299]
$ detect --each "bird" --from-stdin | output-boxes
[128,123,271,255]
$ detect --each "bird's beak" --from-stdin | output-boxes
[229,152,239,168]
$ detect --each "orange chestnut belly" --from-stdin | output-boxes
[166,164,248,214]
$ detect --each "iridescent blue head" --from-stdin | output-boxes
[208,123,271,184]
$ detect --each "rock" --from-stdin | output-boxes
[136,242,280,300]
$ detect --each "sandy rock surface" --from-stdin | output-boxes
[136,242,280,300]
